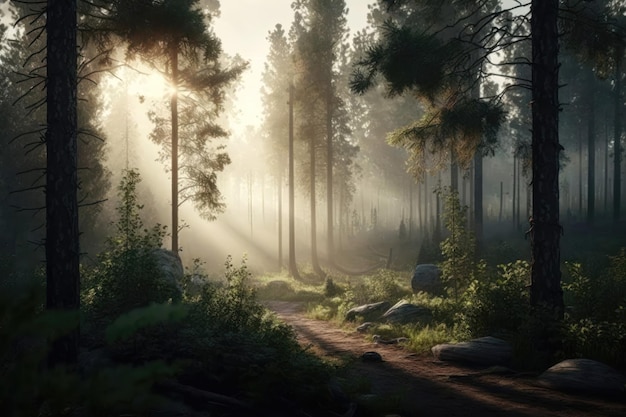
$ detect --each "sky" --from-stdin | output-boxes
[213,0,371,134]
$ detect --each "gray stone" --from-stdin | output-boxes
[431,336,512,365]
[411,264,442,294]
[345,301,390,322]
[361,351,383,362]
[151,248,183,301]
[382,300,432,325]
[356,322,375,333]
[538,358,626,394]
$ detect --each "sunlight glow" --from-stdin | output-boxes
[128,71,177,99]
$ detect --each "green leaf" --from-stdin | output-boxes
[105,303,188,344]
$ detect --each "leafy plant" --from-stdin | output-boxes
[83,169,174,326]
[459,260,530,339]
[439,188,476,301]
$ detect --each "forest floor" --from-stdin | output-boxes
[266,301,626,417]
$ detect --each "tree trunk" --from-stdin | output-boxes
[326,85,334,264]
[513,154,517,226]
[170,44,180,253]
[613,51,623,223]
[578,129,583,218]
[310,132,324,277]
[604,115,609,215]
[288,84,300,279]
[530,0,564,356]
[46,0,80,367]
[277,171,283,269]
[587,75,596,224]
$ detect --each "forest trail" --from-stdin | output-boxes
[266,301,626,417]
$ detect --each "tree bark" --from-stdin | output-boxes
[326,85,334,264]
[277,171,283,269]
[310,127,324,277]
[530,0,564,354]
[288,84,300,279]
[170,43,180,253]
[46,0,80,367]
[586,74,596,224]
[613,51,622,223]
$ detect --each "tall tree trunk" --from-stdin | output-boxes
[170,44,180,253]
[614,51,623,223]
[409,182,414,240]
[578,130,583,218]
[435,171,442,241]
[605,115,609,215]
[310,133,324,277]
[277,172,283,269]
[513,154,517,226]
[288,84,300,279]
[326,86,334,264]
[587,75,596,224]
[46,0,80,367]
[530,0,564,356]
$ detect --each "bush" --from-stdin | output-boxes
[0,282,179,417]
[562,251,626,369]
[459,260,530,339]
[83,170,172,328]
[439,188,476,302]
[345,269,410,306]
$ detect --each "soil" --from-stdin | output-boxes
[266,301,626,417]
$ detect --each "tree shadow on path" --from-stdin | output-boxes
[267,301,626,417]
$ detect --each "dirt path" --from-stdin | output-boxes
[266,301,626,417]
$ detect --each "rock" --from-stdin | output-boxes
[538,358,626,394]
[356,322,375,333]
[151,248,184,301]
[361,351,383,362]
[345,301,390,322]
[381,300,432,325]
[411,264,442,294]
[373,335,409,345]
[431,336,512,365]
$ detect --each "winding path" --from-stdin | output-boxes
[266,301,626,417]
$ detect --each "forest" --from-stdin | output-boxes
[1,0,626,416]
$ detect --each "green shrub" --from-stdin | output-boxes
[0,282,179,417]
[459,260,530,339]
[561,251,626,369]
[439,188,477,302]
[83,170,173,327]
[346,269,409,306]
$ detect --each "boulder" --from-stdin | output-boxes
[361,351,383,362]
[538,359,626,394]
[411,264,442,294]
[151,248,184,301]
[356,322,375,333]
[431,336,512,365]
[381,300,432,325]
[345,301,390,322]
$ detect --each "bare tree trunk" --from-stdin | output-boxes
[170,44,180,253]
[326,86,334,264]
[586,74,596,224]
[46,0,80,367]
[613,51,623,223]
[605,115,609,215]
[578,129,583,219]
[277,172,283,269]
[310,133,324,277]
[530,0,564,357]
[513,154,517,227]
[288,84,300,279]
